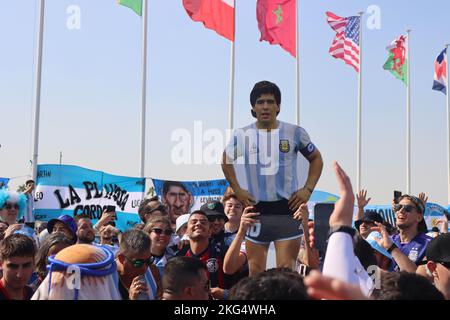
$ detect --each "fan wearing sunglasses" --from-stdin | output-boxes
[0,189,27,226]
[371,194,432,273]
[115,229,162,300]
[143,216,175,279]
[137,196,168,224]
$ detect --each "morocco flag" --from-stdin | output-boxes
[183,0,235,41]
[383,35,408,85]
[256,0,296,57]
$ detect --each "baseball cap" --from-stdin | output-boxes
[426,233,450,264]
[47,214,77,240]
[355,211,384,231]
[365,231,392,260]
[175,214,190,233]
[200,201,228,221]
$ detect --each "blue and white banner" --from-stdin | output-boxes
[424,202,448,230]
[0,178,9,189]
[364,205,397,227]
[152,178,229,215]
[34,164,145,231]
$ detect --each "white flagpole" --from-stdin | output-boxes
[228,41,235,130]
[356,12,364,193]
[295,0,300,125]
[140,0,148,178]
[446,44,450,204]
[406,30,411,194]
[227,0,236,130]
[31,0,46,182]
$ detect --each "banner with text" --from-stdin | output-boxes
[34,164,145,231]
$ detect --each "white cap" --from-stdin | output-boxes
[176,214,190,233]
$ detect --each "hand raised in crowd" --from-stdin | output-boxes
[293,203,309,223]
[329,162,355,228]
[356,189,371,209]
[129,275,149,300]
[288,187,312,212]
[304,270,367,300]
[4,224,24,238]
[237,206,260,236]
[307,220,315,248]
[233,188,256,208]
[95,209,115,230]
[418,192,428,204]
[370,222,393,250]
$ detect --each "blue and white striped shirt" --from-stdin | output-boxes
[225,121,316,202]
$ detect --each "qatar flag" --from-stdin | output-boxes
[183,0,235,41]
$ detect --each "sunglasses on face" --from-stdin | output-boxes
[147,204,166,215]
[3,203,19,210]
[125,255,154,268]
[151,228,173,236]
[207,216,225,222]
[394,204,417,213]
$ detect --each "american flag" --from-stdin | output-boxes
[326,11,360,73]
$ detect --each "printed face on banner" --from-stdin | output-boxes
[162,184,193,224]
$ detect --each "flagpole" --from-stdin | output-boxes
[406,29,411,194]
[31,0,46,182]
[227,0,236,130]
[295,0,300,125]
[446,43,450,204]
[140,0,148,178]
[356,11,364,194]
[228,40,235,130]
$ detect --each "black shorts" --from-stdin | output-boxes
[245,199,303,244]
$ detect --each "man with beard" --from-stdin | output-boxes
[371,194,431,273]
[162,181,193,228]
[75,215,96,245]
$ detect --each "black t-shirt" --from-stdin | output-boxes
[0,281,34,300]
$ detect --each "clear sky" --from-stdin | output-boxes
[1,0,450,206]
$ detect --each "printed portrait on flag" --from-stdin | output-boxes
[34,164,145,231]
[151,178,229,225]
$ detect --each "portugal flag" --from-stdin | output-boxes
[256,0,296,57]
[383,35,408,85]
[183,0,235,41]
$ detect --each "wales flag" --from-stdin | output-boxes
[383,35,408,85]
[118,0,142,16]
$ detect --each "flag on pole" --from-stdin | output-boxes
[256,0,296,57]
[433,48,447,94]
[183,0,235,41]
[117,0,143,16]
[326,11,360,72]
[383,35,408,85]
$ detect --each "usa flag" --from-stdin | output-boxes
[433,48,447,94]
[326,11,361,72]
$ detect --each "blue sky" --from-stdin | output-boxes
[1,0,450,205]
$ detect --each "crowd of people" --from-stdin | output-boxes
[0,166,448,300]
[0,81,449,300]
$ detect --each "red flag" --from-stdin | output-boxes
[183,0,235,41]
[256,0,296,57]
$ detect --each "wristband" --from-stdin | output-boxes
[304,186,314,194]
[328,225,356,239]
[387,243,398,254]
